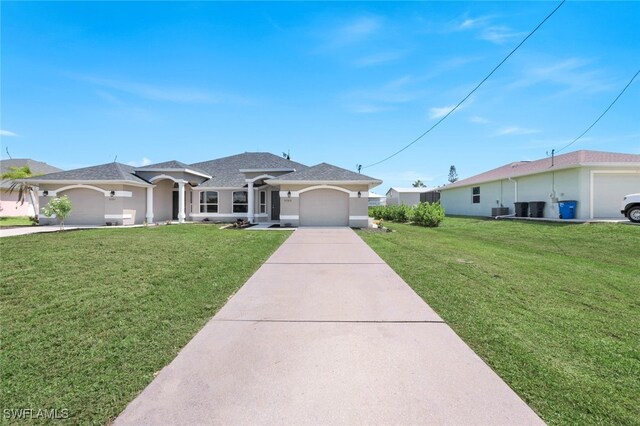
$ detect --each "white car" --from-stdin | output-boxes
[621,194,640,223]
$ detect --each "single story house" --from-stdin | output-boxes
[368,192,386,207]
[1,158,62,217]
[385,187,432,206]
[28,152,382,227]
[439,150,640,220]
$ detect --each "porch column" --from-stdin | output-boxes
[145,186,154,224]
[247,181,255,223]
[178,181,186,223]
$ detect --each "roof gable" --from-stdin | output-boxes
[29,162,151,185]
[191,152,307,187]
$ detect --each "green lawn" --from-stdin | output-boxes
[0,216,32,227]
[0,225,290,424]
[359,218,639,425]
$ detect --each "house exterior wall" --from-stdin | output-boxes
[123,186,147,225]
[385,189,422,206]
[0,189,33,216]
[152,180,174,222]
[439,166,640,220]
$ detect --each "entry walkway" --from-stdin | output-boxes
[116,227,543,425]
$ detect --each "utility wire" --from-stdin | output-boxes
[360,0,566,170]
[555,68,640,153]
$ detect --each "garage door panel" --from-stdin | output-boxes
[58,189,105,225]
[593,173,640,218]
[300,189,349,226]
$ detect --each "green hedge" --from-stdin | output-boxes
[369,202,445,227]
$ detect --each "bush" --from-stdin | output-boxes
[410,202,445,227]
[368,204,412,223]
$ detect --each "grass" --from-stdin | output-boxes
[359,218,639,426]
[0,225,290,424]
[0,216,32,227]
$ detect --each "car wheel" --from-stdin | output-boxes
[628,206,640,223]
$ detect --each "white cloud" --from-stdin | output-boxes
[495,126,540,136]
[127,157,153,167]
[509,57,614,95]
[470,115,489,124]
[353,50,407,67]
[428,105,456,120]
[347,104,393,114]
[0,130,19,137]
[342,75,426,114]
[479,26,526,44]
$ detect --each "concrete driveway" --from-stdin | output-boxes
[116,227,543,425]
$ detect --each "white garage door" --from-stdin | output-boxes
[593,173,640,218]
[299,189,349,226]
[58,188,105,225]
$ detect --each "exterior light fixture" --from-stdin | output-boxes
[109,190,116,199]
[43,190,49,197]
[287,191,291,198]
[357,191,362,198]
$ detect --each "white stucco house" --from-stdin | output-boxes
[385,187,431,206]
[27,152,382,227]
[1,158,62,217]
[439,150,640,220]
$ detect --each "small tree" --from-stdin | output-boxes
[42,196,72,230]
[412,179,426,188]
[448,165,458,183]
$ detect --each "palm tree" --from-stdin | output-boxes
[1,165,39,217]
[412,179,426,188]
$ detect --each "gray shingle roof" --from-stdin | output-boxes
[191,152,307,187]
[136,160,210,176]
[29,162,151,185]
[269,162,381,183]
[442,150,640,190]
[1,158,63,188]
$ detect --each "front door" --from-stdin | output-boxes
[271,191,280,220]
[172,191,179,220]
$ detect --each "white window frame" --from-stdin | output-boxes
[259,190,267,214]
[200,191,219,213]
[232,191,248,213]
[472,186,480,204]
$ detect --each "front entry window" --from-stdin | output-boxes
[259,191,267,213]
[233,191,248,213]
[200,191,218,213]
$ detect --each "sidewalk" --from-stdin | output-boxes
[116,227,543,425]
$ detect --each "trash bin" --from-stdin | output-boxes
[529,201,546,218]
[514,202,529,217]
[558,200,577,219]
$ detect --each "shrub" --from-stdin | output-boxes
[411,202,445,227]
[41,195,73,230]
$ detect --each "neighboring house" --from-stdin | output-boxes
[439,150,640,220]
[385,187,431,206]
[368,192,386,207]
[0,158,62,217]
[28,152,382,227]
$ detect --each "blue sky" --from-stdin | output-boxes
[1,1,639,192]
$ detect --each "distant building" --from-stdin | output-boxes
[368,192,386,207]
[385,187,432,206]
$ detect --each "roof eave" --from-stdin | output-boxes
[266,179,382,187]
[26,179,153,188]
[135,168,212,179]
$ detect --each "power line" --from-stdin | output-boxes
[360,0,566,170]
[555,68,640,154]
